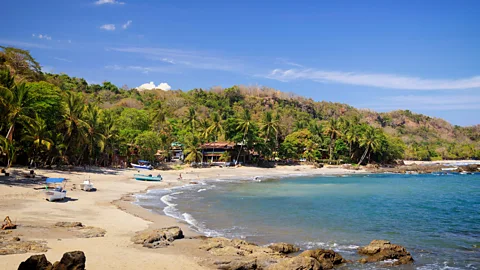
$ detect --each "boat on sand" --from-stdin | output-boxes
[44,178,67,201]
[131,160,153,170]
[134,174,162,181]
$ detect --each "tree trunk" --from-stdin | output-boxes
[357,145,369,166]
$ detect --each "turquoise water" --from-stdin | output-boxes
[136,173,480,269]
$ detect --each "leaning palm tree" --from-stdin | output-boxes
[323,118,343,161]
[1,75,35,142]
[357,126,382,165]
[151,101,167,131]
[22,114,53,167]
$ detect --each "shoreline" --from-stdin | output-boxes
[0,164,365,269]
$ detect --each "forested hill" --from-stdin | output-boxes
[1,46,479,168]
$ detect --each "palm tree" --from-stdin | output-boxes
[151,101,166,131]
[357,126,382,165]
[205,112,224,162]
[0,71,35,142]
[184,107,198,136]
[323,118,342,161]
[184,136,203,163]
[101,111,117,166]
[22,114,53,167]
[60,92,89,163]
[260,111,279,143]
[235,109,253,164]
[84,104,106,165]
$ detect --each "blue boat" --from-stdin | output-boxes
[131,160,153,170]
[134,174,162,181]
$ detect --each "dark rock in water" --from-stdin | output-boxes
[299,249,346,269]
[52,251,86,270]
[215,259,258,270]
[358,240,413,265]
[267,256,321,270]
[132,226,184,248]
[18,254,52,270]
[54,222,83,228]
[268,243,299,254]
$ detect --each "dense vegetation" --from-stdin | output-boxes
[0,47,479,168]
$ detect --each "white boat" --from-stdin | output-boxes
[45,186,67,201]
[44,178,67,202]
[80,179,95,191]
[441,167,458,171]
[131,160,153,170]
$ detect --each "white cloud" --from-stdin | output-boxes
[95,0,125,5]
[266,68,480,90]
[100,24,116,31]
[358,95,480,111]
[122,20,132,29]
[54,57,72,63]
[0,39,51,49]
[32,34,52,40]
[109,46,241,72]
[136,82,171,91]
[157,83,171,91]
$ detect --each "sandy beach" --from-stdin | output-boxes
[0,165,363,269]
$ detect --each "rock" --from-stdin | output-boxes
[12,236,21,241]
[131,226,184,248]
[214,259,258,270]
[52,251,86,270]
[358,240,413,265]
[54,222,83,228]
[267,256,321,270]
[77,227,106,238]
[268,243,299,254]
[299,249,346,269]
[18,254,52,270]
[0,239,48,255]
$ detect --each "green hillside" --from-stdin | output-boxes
[1,47,479,168]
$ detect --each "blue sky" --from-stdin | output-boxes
[1,0,479,126]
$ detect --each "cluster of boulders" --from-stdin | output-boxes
[358,240,414,265]
[54,222,106,238]
[199,237,347,270]
[199,237,413,269]
[131,226,184,248]
[129,225,414,269]
[18,251,86,270]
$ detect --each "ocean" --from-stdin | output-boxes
[136,173,480,269]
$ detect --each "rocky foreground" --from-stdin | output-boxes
[131,226,414,269]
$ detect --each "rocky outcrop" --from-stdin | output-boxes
[0,236,48,255]
[358,240,413,265]
[132,226,184,248]
[53,222,106,238]
[200,237,286,269]
[267,256,321,270]
[299,249,346,269]
[268,243,299,254]
[214,259,258,270]
[18,251,86,270]
[54,222,83,228]
[52,251,86,270]
[18,254,52,270]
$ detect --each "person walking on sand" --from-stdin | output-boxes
[178,173,182,180]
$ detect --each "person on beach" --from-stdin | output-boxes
[178,173,182,180]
